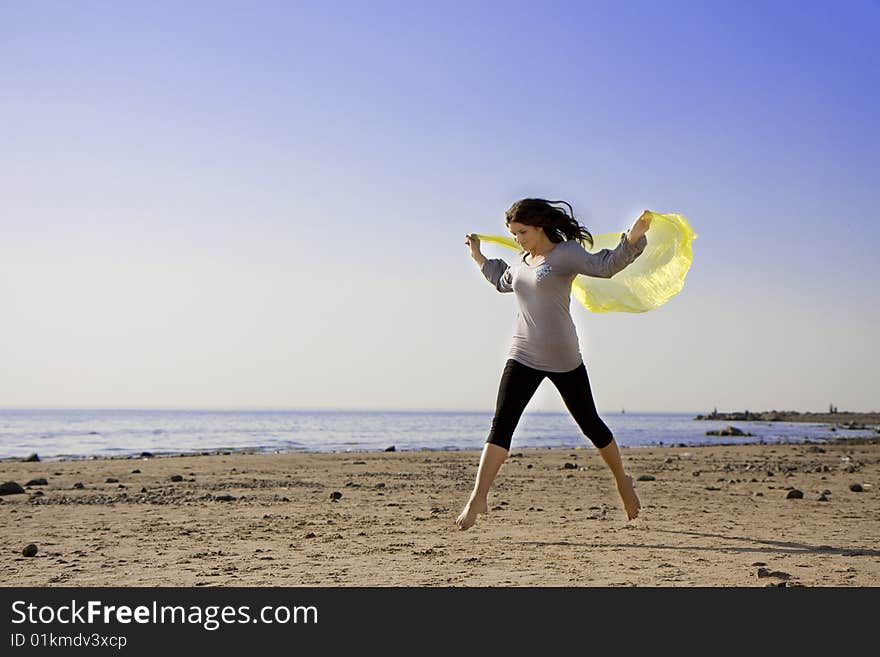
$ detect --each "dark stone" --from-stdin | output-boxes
[214,494,237,502]
[786,489,804,499]
[131,469,141,474]
[0,481,26,495]
[563,462,577,469]
[25,478,48,486]
[23,453,40,462]
[637,475,656,481]
[818,494,829,501]
[706,425,753,437]
[22,544,38,557]
[105,478,119,483]
[329,491,343,501]
[757,568,792,580]
[849,484,864,492]
[384,445,396,452]
[140,452,154,458]
[170,475,184,482]
[73,482,85,490]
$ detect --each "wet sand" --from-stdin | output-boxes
[2,441,878,587]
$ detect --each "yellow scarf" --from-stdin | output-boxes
[474,211,697,313]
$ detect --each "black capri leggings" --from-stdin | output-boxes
[487,358,614,451]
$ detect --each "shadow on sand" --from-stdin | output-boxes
[516,528,880,557]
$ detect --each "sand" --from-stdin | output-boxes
[1,440,878,587]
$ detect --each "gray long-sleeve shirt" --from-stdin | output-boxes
[480,233,647,372]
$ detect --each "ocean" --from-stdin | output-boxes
[0,409,875,461]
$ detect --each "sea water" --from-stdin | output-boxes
[0,409,875,461]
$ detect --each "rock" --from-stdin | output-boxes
[384,445,396,452]
[214,494,237,502]
[170,475,184,482]
[73,482,85,489]
[304,532,317,539]
[563,462,577,469]
[329,491,343,501]
[140,452,154,458]
[105,478,119,483]
[23,453,40,462]
[25,478,48,486]
[786,489,804,499]
[22,544,38,557]
[131,469,141,474]
[637,475,656,481]
[849,484,864,492]
[0,481,26,495]
[754,492,764,497]
[757,568,792,580]
[706,425,753,437]
[818,494,829,501]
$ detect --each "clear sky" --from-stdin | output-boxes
[2,0,878,413]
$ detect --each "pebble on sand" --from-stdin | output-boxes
[786,489,804,499]
[22,544,38,557]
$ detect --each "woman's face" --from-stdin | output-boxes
[507,221,544,252]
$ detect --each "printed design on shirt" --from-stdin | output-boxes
[535,263,553,282]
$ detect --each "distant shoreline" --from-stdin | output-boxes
[694,410,880,425]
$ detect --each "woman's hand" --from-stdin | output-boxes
[465,234,486,265]
[465,233,481,255]
[627,211,653,244]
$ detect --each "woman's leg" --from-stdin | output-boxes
[549,363,641,520]
[456,359,544,530]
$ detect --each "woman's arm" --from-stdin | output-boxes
[466,233,513,293]
[465,234,487,267]
[626,210,653,245]
[558,212,650,279]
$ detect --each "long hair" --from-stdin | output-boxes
[505,198,593,248]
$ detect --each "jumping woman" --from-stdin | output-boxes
[457,198,651,530]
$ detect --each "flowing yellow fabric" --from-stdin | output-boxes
[475,211,697,313]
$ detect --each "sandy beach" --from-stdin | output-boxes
[2,440,878,587]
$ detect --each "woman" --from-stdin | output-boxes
[457,198,651,530]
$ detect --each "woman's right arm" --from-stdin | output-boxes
[466,234,512,293]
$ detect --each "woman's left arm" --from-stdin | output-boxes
[559,212,651,279]
[626,210,653,245]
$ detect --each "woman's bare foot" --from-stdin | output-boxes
[616,475,641,520]
[456,497,488,530]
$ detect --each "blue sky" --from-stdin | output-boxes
[2,1,878,412]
